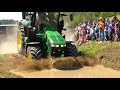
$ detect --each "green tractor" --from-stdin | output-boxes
[17,12,78,61]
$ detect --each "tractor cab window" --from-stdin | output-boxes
[37,12,58,30]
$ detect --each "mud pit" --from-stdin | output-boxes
[1,25,120,78]
[10,65,120,78]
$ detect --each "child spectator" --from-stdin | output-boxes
[90,26,95,41]
[104,27,109,41]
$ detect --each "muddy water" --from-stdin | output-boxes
[0,26,18,54]
[10,65,120,78]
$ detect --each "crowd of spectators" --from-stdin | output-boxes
[75,16,120,45]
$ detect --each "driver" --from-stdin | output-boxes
[38,12,50,25]
[36,12,57,30]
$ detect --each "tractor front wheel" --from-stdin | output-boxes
[27,46,42,61]
[65,43,78,57]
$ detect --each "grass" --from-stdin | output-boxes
[77,41,120,57]
[77,41,120,70]
[77,41,102,56]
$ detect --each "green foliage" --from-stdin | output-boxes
[64,12,120,27]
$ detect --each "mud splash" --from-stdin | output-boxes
[10,65,120,78]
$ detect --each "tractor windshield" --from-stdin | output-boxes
[37,12,58,30]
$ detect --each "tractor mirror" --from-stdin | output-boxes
[46,12,48,15]
[59,20,64,30]
[70,14,73,21]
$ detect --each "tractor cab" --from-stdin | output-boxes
[22,12,73,42]
[20,12,73,37]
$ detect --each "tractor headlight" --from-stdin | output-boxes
[55,45,59,47]
[51,44,66,47]
[51,44,59,47]
[61,44,66,47]
[51,44,55,47]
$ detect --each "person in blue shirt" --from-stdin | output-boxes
[95,23,99,41]
[108,21,114,41]
[105,18,111,28]
[104,26,109,41]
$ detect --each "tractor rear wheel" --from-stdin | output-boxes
[17,30,25,55]
[65,43,78,57]
[27,46,42,61]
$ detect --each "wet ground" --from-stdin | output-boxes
[10,65,120,78]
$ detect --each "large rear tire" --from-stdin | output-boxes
[17,30,25,55]
[65,43,78,57]
[27,46,42,61]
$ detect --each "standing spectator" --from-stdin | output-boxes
[86,23,91,40]
[95,22,99,41]
[105,18,111,28]
[108,22,114,42]
[114,21,120,42]
[80,26,86,43]
[90,26,95,41]
[76,24,81,45]
[98,17,105,43]
[112,16,119,23]
[104,26,109,41]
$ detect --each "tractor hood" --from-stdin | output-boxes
[44,26,66,45]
